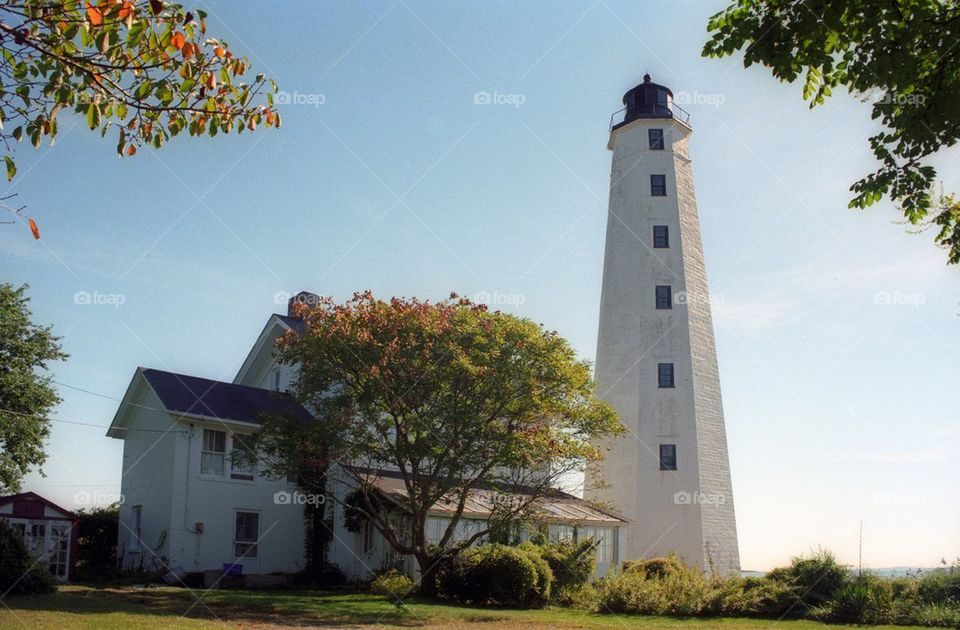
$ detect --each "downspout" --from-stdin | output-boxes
[183,423,202,564]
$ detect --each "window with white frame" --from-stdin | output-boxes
[230,435,255,481]
[361,521,375,554]
[201,429,226,476]
[234,511,259,557]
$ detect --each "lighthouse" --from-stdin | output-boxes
[585,75,740,575]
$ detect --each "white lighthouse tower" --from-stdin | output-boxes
[585,75,740,575]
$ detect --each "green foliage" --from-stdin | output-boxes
[622,554,687,579]
[917,568,960,605]
[811,574,894,624]
[75,504,119,582]
[0,283,68,493]
[533,538,597,596]
[370,569,414,601]
[293,562,346,588]
[703,0,960,264]
[255,292,623,588]
[708,576,795,618]
[594,555,711,616]
[0,0,279,185]
[436,543,553,607]
[768,549,849,613]
[0,520,57,595]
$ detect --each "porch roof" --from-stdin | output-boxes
[354,468,627,526]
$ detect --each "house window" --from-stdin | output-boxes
[201,429,226,476]
[234,511,259,558]
[362,521,375,554]
[659,444,677,471]
[653,225,669,248]
[272,369,281,391]
[655,285,672,310]
[230,435,255,481]
[48,524,70,579]
[650,174,667,196]
[658,363,675,388]
[648,128,664,150]
[132,505,142,542]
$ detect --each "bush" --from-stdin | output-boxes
[812,574,894,624]
[74,504,119,582]
[0,520,57,596]
[710,575,796,617]
[436,543,552,607]
[596,554,711,616]
[622,554,686,579]
[766,549,848,613]
[293,561,346,588]
[918,570,960,605]
[371,569,414,600]
[535,539,596,596]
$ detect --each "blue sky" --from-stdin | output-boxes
[2,1,957,571]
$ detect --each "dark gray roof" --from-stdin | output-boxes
[140,368,312,424]
[275,314,305,334]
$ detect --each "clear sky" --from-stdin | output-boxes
[2,1,957,572]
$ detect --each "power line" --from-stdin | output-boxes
[0,406,187,434]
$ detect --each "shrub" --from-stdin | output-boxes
[766,549,848,613]
[74,504,119,582]
[622,554,686,579]
[535,539,596,596]
[0,520,57,596]
[436,543,552,607]
[517,542,554,604]
[812,574,894,624]
[293,561,346,588]
[709,575,795,618]
[370,569,414,600]
[596,555,710,616]
[918,570,960,605]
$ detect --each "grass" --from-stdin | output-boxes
[0,584,932,629]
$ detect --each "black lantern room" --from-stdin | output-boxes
[618,74,673,126]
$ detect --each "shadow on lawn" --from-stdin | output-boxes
[4,585,474,627]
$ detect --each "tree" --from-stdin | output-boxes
[0,0,279,235]
[251,292,622,595]
[703,0,960,264]
[75,503,119,582]
[0,283,67,493]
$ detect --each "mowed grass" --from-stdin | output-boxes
[0,584,929,629]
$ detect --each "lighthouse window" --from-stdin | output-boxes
[653,225,669,248]
[650,174,667,196]
[657,363,675,388]
[655,285,672,309]
[659,444,677,471]
[648,129,664,150]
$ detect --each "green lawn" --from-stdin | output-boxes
[0,585,928,629]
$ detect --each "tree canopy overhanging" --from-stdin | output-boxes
[703,0,960,264]
[0,0,279,235]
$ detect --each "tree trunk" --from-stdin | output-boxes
[416,551,440,598]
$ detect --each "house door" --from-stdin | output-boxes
[47,524,70,581]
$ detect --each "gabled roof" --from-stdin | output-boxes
[107,367,313,438]
[0,491,77,520]
[140,368,313,424]
[233,313,304,385]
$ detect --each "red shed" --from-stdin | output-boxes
[0,492,79,581]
